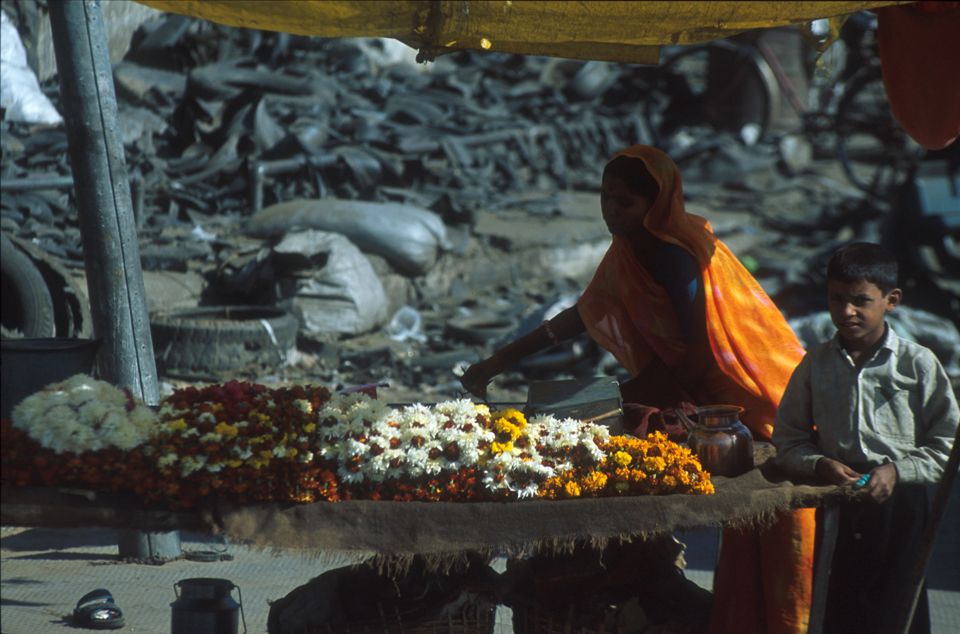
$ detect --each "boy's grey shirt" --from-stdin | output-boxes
[773,324,959,484]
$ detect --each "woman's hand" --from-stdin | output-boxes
[814,457,861,486]
[459,357,501,399]
[863,463,898,504]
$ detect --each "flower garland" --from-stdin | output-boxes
[2,380,714,506]
[10,374,161,453]
[316,394,493,501]
[150,380,335,506]
[538,432,715,499]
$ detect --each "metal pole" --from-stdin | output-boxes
[47,0,159,405]
[48,0,178,561]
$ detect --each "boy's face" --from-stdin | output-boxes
[827,278,901,353]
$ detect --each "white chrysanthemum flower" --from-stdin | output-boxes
[199,432,222,443]
[231,446,253,460]
[10,375,161,453]
[157,453,179,468]
[180,455,208,477]
[433,399,481,426]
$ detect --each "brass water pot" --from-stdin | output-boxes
[676,405,754,477]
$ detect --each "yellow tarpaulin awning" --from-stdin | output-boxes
[138,1,908,65]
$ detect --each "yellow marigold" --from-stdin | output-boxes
[581,470,608,493]
[259,449,273,459]
[538,476,566,499]
[613,451,633,467]
[648,431,668,443]
[564,481,581,498]
[474,403,490,417]
[226,459,243,468]
[643,456,667,473]
[491,441,514,454]
[494,418,522,441]
[214,421,239,438]
[210,403,225,412]
[167,418,188,432]
[304,422,316,433]
[493,407,526,428]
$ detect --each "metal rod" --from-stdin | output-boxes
[48,0,159,405]
[0,176,74,191]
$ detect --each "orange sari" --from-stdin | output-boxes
[577,145,816,634]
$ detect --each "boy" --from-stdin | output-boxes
[772,242,958,634]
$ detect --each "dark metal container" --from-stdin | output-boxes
[678,404,755,477]
[0,337,100,420]
[171,578,245,634]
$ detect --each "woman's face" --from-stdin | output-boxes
[600,173,654,236]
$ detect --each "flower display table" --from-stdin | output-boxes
[0,444,843,561]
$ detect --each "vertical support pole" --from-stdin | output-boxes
[47,0,159,405]
[48,0,178,560]
[808,501,840,634]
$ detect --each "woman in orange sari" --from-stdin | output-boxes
[460,144,816,634]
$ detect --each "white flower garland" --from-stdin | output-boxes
[317,393,613,499]
[11,374,160,454]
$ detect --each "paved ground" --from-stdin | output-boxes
[2,480,957,633]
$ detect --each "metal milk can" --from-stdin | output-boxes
[171,577,246,634]
[676,405,754,477]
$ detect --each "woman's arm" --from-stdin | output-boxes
[459,306,586,398]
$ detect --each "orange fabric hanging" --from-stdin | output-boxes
[875,1,960,150]
[577,145,816,634]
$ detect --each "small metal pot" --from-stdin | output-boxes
[676,405,754,477]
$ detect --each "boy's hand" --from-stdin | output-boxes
[863,463,898,503]
[815,457,861,485]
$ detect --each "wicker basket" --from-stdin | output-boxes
[510,598,699,634]
[297,600,497,634]
[511,601,622,634]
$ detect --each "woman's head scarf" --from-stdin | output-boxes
[578,144,805,439]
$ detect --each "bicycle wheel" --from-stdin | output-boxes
[645,42,777,145]
[834,66,923,198]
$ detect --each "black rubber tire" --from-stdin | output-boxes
[1,234,56,338]
[445,314,517,345]
[150,305,299,378]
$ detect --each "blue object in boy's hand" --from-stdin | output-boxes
[854,473,872,489]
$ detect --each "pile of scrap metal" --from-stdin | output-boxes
[1,5,956,393]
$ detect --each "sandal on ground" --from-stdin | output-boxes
[73,588,125,630]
